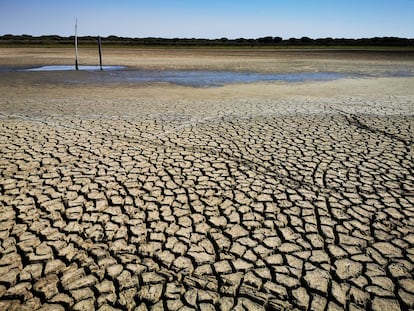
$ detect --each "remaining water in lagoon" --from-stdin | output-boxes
[26,65,125,71]
[18,66,367,87]
[116,70,351,87]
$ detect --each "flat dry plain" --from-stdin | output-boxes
[0,48,414,311]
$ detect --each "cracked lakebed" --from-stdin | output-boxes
[1,48,414,310]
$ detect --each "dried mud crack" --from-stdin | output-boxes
[1,96,414,311]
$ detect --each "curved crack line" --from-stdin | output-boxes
[329,109,413,147]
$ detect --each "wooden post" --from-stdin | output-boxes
[98,36,103,70]
[75,19,79,70]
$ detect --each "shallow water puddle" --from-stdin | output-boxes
[115,70,351,87]
[26,65,125,71]
[3,65,383,87]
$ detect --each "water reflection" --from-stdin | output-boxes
[26,65,125,71]
[19,66,360,87]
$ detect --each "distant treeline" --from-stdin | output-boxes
[1,34,413,47]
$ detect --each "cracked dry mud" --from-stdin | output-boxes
[1,88,414,309]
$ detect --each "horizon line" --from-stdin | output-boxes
[1,34,414,41]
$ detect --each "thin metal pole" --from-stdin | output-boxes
[98,36,103,70]
[75,19,79,70]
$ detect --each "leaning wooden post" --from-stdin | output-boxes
[98,36,103,70]
[75,19,79,70]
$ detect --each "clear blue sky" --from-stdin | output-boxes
[1,0,413,39]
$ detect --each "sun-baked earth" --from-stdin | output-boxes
[0,48,414,310]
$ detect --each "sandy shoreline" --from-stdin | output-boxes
[1,48,414,310]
